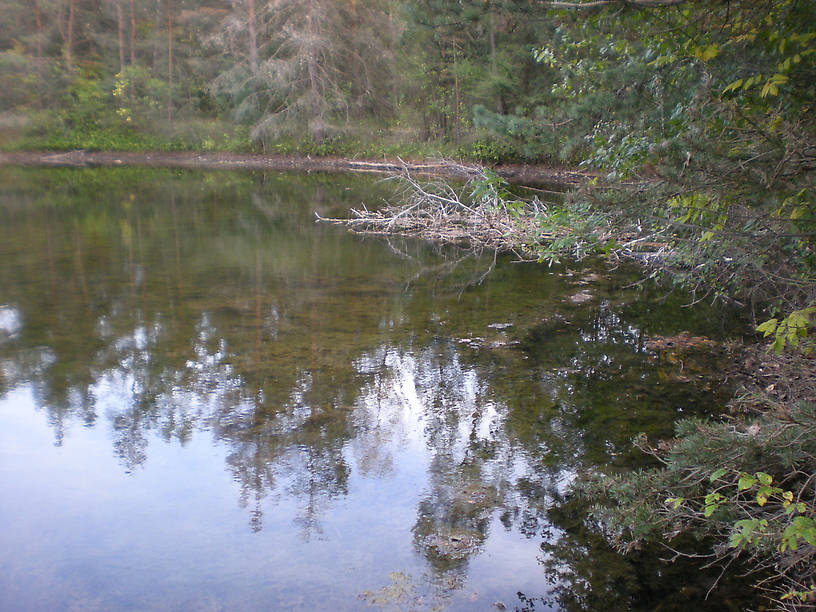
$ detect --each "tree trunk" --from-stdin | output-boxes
[34,0,44,75]
[247,0,258,75]
[130,0,136,65]
[152,0,160,73]
[350,0,362,118]
[453,42,460,145]
[65,0,76,70]
[488,7,504,113]
[305,3,324,143]
[389,0,398,111]
[117,0,126,72]
[489,9,497,75]
[167,0,173,126]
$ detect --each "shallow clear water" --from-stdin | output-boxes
[0,168,747,611]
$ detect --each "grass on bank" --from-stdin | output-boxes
[0,108,549,167]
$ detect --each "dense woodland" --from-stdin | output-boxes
[1,0,552,154]
[0,1,814,169]
[1,0,815,608]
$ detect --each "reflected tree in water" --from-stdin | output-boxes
[0,168,742,606]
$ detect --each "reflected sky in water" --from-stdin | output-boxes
[0,168,745,611]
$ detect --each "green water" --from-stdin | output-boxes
[0,168,749,611]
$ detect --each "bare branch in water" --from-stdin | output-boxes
[315,161,551,257]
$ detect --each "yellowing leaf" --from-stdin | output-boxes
[699,44,720,61]
[756,318,778,336]
[761,80,777,98]
[722,79,743,94]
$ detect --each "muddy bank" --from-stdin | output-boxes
[0,150,588,187]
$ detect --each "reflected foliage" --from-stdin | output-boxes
[0,168,751,608]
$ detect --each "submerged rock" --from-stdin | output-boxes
[568,290,593,304]
[421,528,483,560]
[644,332,715,351]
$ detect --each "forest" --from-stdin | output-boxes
[1,0,815,608]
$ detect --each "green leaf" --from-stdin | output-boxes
[786,502,807,515]
[756,318,778,336]
[781,517,816,552]
[738,473,757,491]
[666,496,684,509]
[730,518,766,548]
[794,517,816,545]
[703,491,723,517]
[756,472,773,486]
[710,468,728,482]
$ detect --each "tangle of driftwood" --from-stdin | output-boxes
[315,161,557,258]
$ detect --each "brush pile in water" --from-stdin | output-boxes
[315,163,554,257]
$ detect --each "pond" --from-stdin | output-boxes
[0,168,749,611]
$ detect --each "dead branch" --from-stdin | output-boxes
[315,162,550,257]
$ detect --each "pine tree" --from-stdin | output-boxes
[214,0,398,145]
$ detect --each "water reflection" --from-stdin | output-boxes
[0,168,743,610]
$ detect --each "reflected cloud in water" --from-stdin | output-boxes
[0,168,742,611]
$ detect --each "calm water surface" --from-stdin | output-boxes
[0,168,745,611]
